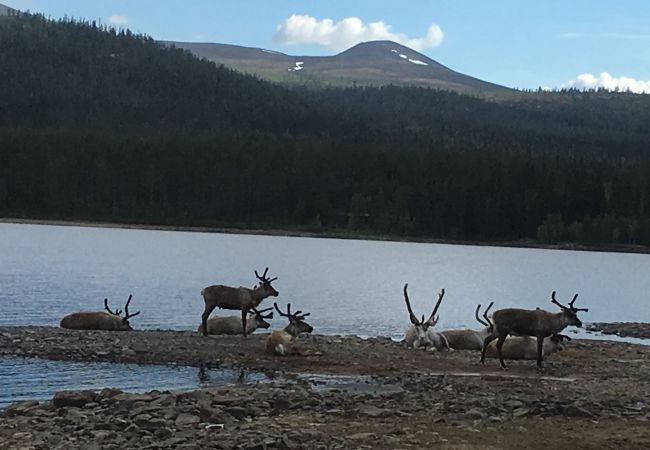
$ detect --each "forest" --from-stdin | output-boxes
[1,13,650,247]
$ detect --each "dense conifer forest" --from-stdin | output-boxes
[1,13,650,247]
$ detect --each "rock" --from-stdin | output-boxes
[357,404,392,418]
[272,397,293,410]
[564,403,595,418]
[99,388,123,399]
[226,406,247,420]
[5,400,40,416]
[53,390,96,408]
[512,407,531,418]
[175,413,200,428]
[154,427,173,439]
[347,432,377,440]
[133,413,153,427]
[465,408,486,420]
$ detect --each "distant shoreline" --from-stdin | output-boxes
[1,216,649,255]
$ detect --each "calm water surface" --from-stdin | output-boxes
[1,222,649,338]
[1,223,649,405]
[0,357,268,408]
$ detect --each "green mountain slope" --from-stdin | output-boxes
[166,40,510,93]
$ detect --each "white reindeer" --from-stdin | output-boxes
[266,303,315,356]
[440,302,494,351]
[402,284,450,351]
[198,307,273,335]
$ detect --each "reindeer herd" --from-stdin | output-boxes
[59,267,589,368]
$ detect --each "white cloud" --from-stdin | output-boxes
[107,15,129,26]
[274,14,443,51]
[564,72,650,93]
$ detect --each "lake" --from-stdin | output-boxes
[1,222,649,339]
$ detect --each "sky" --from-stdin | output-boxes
[4,0,650,92]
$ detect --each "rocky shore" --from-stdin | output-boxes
[587,322,650,339]
[2,326,650,449]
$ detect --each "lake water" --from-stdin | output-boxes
[1,222,649,339]
[0,357,269,408]
[1,222,649,406]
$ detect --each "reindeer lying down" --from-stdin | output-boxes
[484,334,572,360]
[266,303,321,356]
[60,295,140,331]
[198,307,273,335]
[402,284,450,351]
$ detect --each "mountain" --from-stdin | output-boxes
[0,3,17,15]
[165,40,509,93]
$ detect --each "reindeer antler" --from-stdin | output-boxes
[552,291,589,312]
[255,267,278,284]
[475,304,489,327]
[104,298,122,316]
[551,291,568,310]
[403,284,421,326]
[483,301,494,331]
[252,306,274,319]
[123,294,140,320]
[425,288,445,326]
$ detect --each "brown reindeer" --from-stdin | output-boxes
[200,267,279,337]
[480,291,588,369]
[60,295,140,331]
[198,307,274,335]
[266,302,315,356]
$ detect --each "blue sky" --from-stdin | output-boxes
[5,0,650,91]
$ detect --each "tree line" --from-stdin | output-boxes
[1,13,650,247]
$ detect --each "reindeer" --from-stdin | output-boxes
[480,291,588,369]
[484,334,572,360]
[200,267,279,337]
[266,302,315,356]
[440,302,494,351]
[60,295,140,331]
[198,307,274,335]
[402,284,450,351]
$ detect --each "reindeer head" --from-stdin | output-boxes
[550,333,572,351]
[551,291,589,327]
[274,302,313,337]
[403,284,445,347]
[104,294,140,331]
[254,267,279,298]
[249,306,273,329]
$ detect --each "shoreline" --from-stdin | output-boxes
[2,326,650,449]
[2,216,649,255]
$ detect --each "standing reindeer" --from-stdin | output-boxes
[402,284,450,351]
[266,302,315,355]
[60,295,141,331]
[198,307,274,335]
[480,291,588,369]
[200,267,279,337]
[440,302,494,351]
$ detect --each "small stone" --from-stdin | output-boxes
[175,413,200,428]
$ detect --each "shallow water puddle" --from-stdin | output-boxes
[0,357,269,408]
[296,373,404,395]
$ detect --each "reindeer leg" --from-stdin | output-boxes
[241,308,248,337]
[480,334,497,365]
[201,303,217,337]
[496,335,507,369]
[536,336,545,369]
